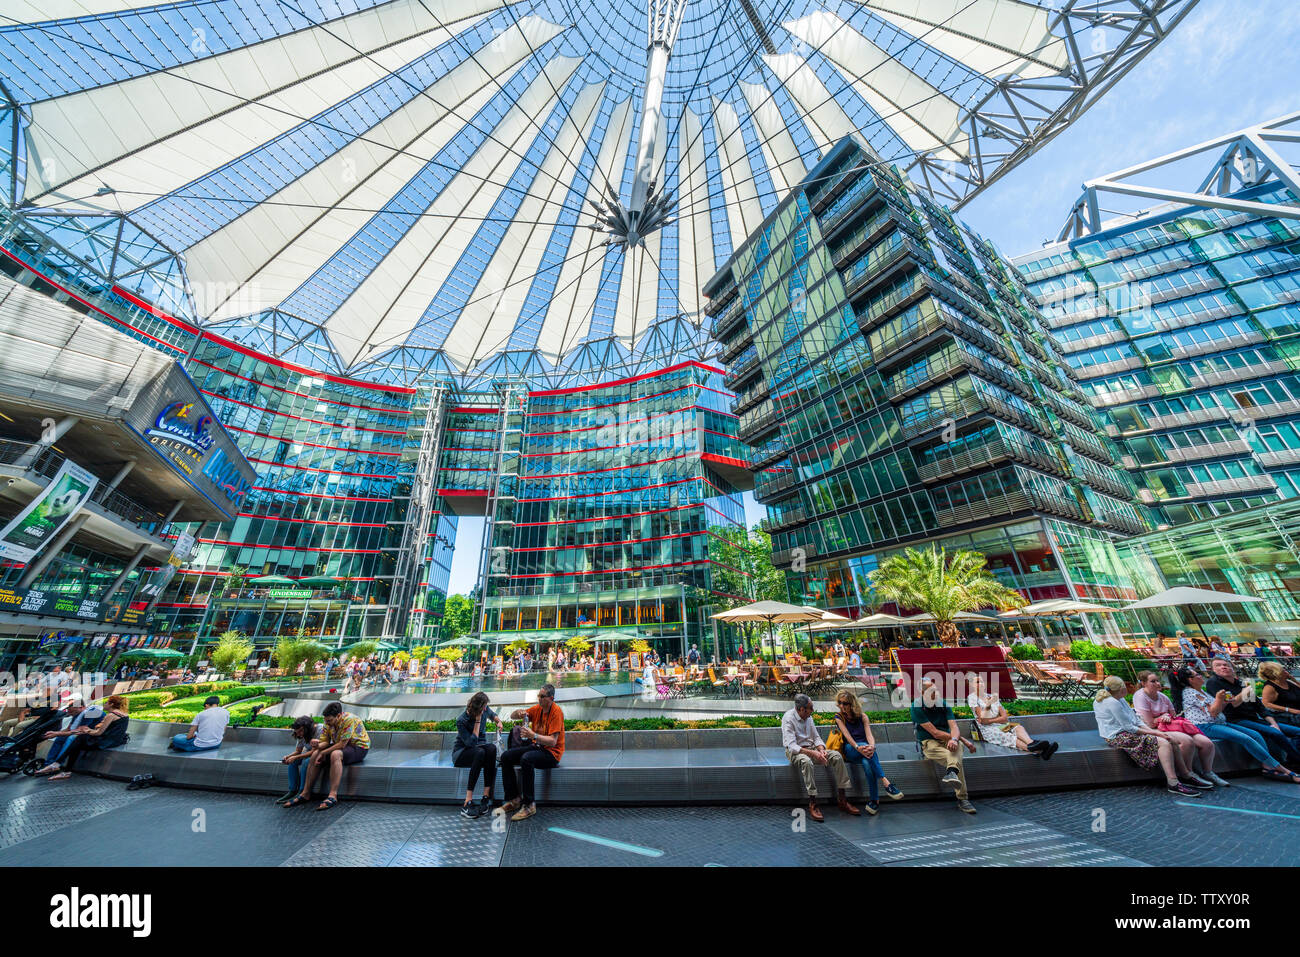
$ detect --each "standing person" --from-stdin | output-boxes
[1206,658,1300,760]
[1092,675,1202,796]
[1131,671,1220,786]
[500,684,564,821]
[782,693,859,822]
[278,715,319,804]
[1171,667,1300,784]
[284,701,369,811]
[454,692,502,819]
[911,680,977,814]
[169,695,230,752]
[1177,631,1207,673]
[34,695,130,780]
[831,691,902,814]
[686,644,701,667]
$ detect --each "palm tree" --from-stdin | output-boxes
[869,545,1024,648]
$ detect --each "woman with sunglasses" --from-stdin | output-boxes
[831,691,903,815]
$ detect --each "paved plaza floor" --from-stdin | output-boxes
[3,774,1299,867]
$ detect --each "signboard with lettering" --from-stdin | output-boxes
[0,583,149,627]
[268,588,313,599]
[0,459,99,563]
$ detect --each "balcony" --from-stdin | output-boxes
[841,234,924,301]
[1257,448,1300,468]
[871,305,1009,371]
[1066,327,1128,352]
[720,328,753,364]
[732,379,771,415]
[738,404,780,442]
[1080,355,1144,378]
[754,467,798,503]
[885,349,1029,404]
[1167,331,1265,360]
[723,349,762,390]
[1164,439,1253,463]
[750,438,790,471]
[1240,398,1300,422]
[1188,360,1293,389]
[1090,384,1165,406]
[1039,389,1098,430]
[933,489,1033,527]
[1026,488,1088,522]
[767,506,807,532]
[712,297,748,341]
[772,543,816,568]
[1144,406,1230,430]
[915,437,1063,484]
[1182,474,1279,498]
[0,439,178,558]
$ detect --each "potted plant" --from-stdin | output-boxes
[870,545,1024,648]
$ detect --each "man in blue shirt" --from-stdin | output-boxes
[911,679,977,814]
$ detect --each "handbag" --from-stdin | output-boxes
[824,729,844,752]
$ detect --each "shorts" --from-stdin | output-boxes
[338,744,368,765]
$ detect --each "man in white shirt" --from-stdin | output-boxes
[781,693,858,822]
[169,696,230,752]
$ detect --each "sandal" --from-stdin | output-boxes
[315,796,338,811]
[1261,768,1297,782]
[282,795,310,808]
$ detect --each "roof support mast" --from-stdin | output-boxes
[590,0,686,248]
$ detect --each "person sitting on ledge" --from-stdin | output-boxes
[1206,658,1300,761]
[831,691,901,815]
[34,695,129,781]
[1258,661,1300,727]
[1170,666,1300,784]
[911,680,977,814]
[37,695,103,772]
[966,673,1057,760]
[284,701,369,811]
[783,692,859,822]
[169,695,230,753]
[500,683,564,822]
[454,692,502,819]
[277,715,319,804]
[1131,671,1222,787]
[1093,675,1204,797]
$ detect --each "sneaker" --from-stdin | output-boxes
[940,768,961,788]
[863,800,879,816]
[1167,782,1202,797]
[510,804,537,822]
[1182,775,1214,790]
[459,802,482,819]
[479,796,494,812]
[1206,772,1230,787]
[957,799,976,814]
[882,783,904,800]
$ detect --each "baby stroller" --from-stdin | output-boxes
[0,707,66,776]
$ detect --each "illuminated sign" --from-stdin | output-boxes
[145,402,215,455]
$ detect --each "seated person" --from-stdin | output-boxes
[454,692,502,819]
[284,702,369,811]
[1132,671,1221,786]
[1209,638,1229,659]
[170,696,230,752]
[501,684,564,822]
[1171,667,1300,784]
[35,695,130,780]
[965,673,1057,759]
[1254,640,1279,661]
[911,680,977,814]
[37,696,103,770]
[831,691,902,814]
[1258,661,1300,726]
[783,693,858,822]
[277,715,319,804]
[1093,675,1204,796]
[1206,658,1300,761]
[1176,631,1207,673]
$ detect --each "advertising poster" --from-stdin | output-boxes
[0,459,99,563]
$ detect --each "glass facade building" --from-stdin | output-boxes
[708,137,1148,626]
[1013,183,1300,526]
[456,363,750,657]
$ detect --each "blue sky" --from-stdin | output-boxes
[961,0,1300,256]
[444,0,1299,595]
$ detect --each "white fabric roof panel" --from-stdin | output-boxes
[0,0,1187,383]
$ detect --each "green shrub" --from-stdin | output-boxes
[1069,641,1155,681]
[157,686,266,713]
[1009,643,1043,660]
[860,647,881,664]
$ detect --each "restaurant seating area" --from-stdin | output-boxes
[651,658,860,700]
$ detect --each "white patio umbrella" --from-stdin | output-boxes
[711,601,824,660]
[1123,586,1264,638]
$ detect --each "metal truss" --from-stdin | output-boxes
[1057,111,1300,240]
[912,0,1202,210]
